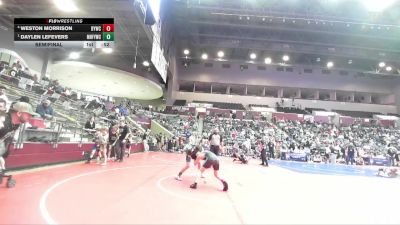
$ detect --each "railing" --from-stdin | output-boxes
[13,119,89,150]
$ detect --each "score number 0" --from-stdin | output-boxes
[103,24,114,32]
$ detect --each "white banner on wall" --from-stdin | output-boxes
[188,102,213,108]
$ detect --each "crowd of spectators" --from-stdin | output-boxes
[135,110,199,152]
[203,115,400,167]
[276,120,400,165]
[203,115,286,158]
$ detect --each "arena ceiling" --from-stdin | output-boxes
[168,0,400,75]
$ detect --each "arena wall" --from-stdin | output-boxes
[174,92,397,114]
[177,61,397,94]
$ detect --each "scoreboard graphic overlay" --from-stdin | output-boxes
[14,18,114,48]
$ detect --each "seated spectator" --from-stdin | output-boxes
[32,74,39,83]
[15,61,22,71]
[17,96,30,104]
[36,99,54,120]
[119,104,129,116]
[0,85,10,111]
[84,116,96,131]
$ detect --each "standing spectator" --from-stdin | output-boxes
[268,140,275,159]
[209,128,222,156]
[387,145,396,167]
[117,120,130,162]
[108,123,120,160]
[166,137,173,152]
[0,99,9,173]
[347,145,355,165]
[260,140,268,166]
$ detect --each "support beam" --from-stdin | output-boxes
[40,50,49,78]
[330,91,337,101]
[278,88,283,98]
[296,89,301,98]
[314,90,319,100]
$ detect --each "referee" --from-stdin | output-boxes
[209,128,222,156]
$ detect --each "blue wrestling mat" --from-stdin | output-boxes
[270,160,379,177]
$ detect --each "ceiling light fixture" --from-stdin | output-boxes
[53,0,78,12]
[183,49,190,55]
[364,0,395,12]
[348,60,352,64]
[386,66,392,72]
[217,51,224,58]
[282,55,290,62]
[201,53,208,60]
[0,1,3,6]
[327,61,334,68]
[379,62,386,68]
[69,52,80,59]
[249,53,257,60]
[143,61,150,67]
[264,57,272,64]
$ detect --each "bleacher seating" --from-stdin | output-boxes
[0,77,88,124]
[154,113,198,138]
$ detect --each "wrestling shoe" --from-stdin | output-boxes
[222,180,228,191]
[175,175,182,181]
[190,182,197,189]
